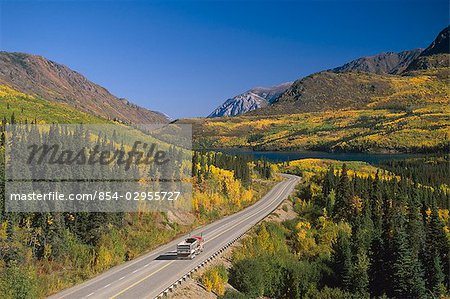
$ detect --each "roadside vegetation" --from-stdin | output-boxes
[201,265,229,296]
[222,157,449,298]
[0,97,276,298]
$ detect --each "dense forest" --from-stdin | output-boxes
[0,120,273,298]
[219,157,449,299]
[377,156,449,189]
[1,105,449,299]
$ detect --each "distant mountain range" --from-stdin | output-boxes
[208,82,292,117]
[252,25,449,116]
[208,26,449,118]
[207,49,421,117]
[0,52,168,124]
[183,25,450,153]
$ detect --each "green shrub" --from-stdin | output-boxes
[305,286,359,299]
[59,229,93,270]
[229,258,265,298]
[220,289,247,299]
[0,264,38,299]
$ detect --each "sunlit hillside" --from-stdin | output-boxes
[0,85,110,124]
[184,68,450,153]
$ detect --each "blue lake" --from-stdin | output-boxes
[213,149,423,164]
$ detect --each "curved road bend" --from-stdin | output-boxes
[48,174,300,299]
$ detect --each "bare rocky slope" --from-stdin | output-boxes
[0,52,168,124]
[404,25,449,72]
[331,49,423,75]
[208,82,292,117]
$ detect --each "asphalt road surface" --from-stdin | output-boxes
[48,174,300,299]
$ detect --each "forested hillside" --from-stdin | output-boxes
[0,145,274,297]
[215,157,450,298]
[0,85,110,124]
[185,103,449,153]
[0,92,275,298]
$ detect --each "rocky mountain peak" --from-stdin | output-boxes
[208,82,292,117]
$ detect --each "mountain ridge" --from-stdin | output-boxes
[208,48,426,118]
[183,25,450,153]
[251,25,449,116]
[208,26,448,118]
[331,49,423,75]
[404,25,449,72]
[0,51,169,124]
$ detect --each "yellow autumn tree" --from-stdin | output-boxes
[295,220,317,258]
[256,223,275,254]
[201,265,228,296]
[316,214,352,259]
[241,189,254,205]
[202,275,213,292]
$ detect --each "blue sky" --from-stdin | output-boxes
[0,0,448,119]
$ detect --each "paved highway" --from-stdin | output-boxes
[48,174,299,299]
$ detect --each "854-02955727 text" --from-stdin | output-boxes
[8,191,182,202]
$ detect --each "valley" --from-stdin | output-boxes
[181,26,449,155]
[0,4,447,297]
[185,104,449,153]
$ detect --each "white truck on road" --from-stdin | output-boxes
[177,236,204,259]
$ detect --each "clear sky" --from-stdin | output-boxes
[0,0,448,119]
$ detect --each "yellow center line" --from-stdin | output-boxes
[110,178,294,299]
[110,261,175,299]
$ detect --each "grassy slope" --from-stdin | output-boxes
[0,85,111,124]
[184,69,450,153]
[0,84,179,153]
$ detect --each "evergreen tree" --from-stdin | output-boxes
[330,231,353,291]
[333,164,353,222]
[391,213,426,299]
[322,166,335,198]
[370,171,383,232]
[369,232,387,297]
[423,207,449,295]
[426,254,446,297]
[407,206,425,258]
